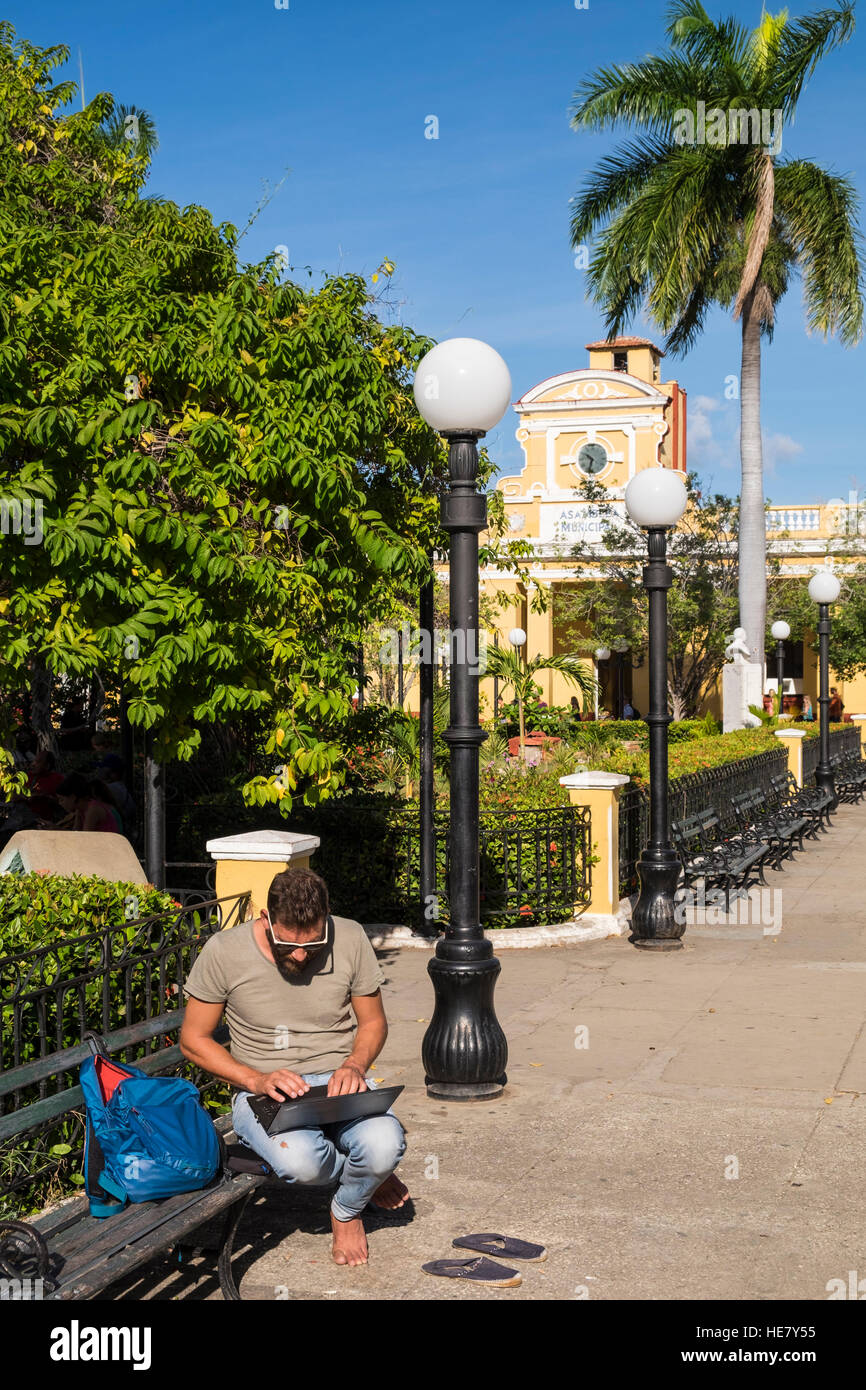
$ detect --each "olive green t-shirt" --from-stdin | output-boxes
[183,915,385,1079]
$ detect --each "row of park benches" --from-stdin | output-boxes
[672,752,866,912]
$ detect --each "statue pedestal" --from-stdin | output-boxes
[722,661,764,732]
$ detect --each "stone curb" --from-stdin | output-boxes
[365,900,633,950]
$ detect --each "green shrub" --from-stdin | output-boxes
[0,873,180,958]
[0,875,214,1218]
[605,728,781,785]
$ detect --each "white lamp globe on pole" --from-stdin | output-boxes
[413,338,512,434]
[594,645,611,662]
[412,337,510,1100]
[770,621,791,709]
[622,467,688,950]
[508,627,526,648]
[808,571,841,606]
[808,570,842,805]
[624,467,688,529]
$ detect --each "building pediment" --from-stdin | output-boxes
[516,369,671,411]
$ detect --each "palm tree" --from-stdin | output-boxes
[486,646,597,756]
[99,103,159,160]
[569,0,863,671]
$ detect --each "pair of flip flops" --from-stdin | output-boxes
[422,1233,547,1288]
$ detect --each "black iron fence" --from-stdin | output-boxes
[303,801,591,931]
[619,748,788,896]
[0,893,248,1213]
[802,726,861,785]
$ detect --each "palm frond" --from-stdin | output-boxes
[570,54,709,134]
[774,159,865,344]
[771,2,856,115]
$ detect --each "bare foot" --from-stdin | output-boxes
[370,1173,410,1210]
[331,1213,368,1267]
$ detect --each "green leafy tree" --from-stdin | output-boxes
[569,0,863,671]
[0,25,444,807]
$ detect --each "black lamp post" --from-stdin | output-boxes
[413,337,511,1100]
[770,620,790,714]
[808,570,841,806]
[419,561,436,935]
[624,467,688,951]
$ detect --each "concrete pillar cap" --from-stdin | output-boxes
[206,829,320,862]
[774,729,805,739]
[559,771,631,788]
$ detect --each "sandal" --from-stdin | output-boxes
[422,1256,522,1287]
[452,1233,547,1262]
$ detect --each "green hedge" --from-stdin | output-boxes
[605,728,781,785]
[0,873,180,957]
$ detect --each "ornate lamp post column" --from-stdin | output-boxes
[413,338,511,1100]
[808,570,842,806]
[770,620,790,713]
[624,468,688,951]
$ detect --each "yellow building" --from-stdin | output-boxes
[470,335,866,721]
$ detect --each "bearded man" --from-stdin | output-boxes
[180,867,408,1267]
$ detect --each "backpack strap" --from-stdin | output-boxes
[83,1088,127,1220]
[83,1030,108,1058]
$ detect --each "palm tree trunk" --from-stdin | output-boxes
[738,288,767,672]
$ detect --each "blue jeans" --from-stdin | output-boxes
[231,1072,406,1222]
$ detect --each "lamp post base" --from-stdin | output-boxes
[425,1080,505,1101]
[815,766,837,809]
[421,945,508,1102]
[629,851,684,950]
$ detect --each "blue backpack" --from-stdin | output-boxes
[80,1033,222,1219]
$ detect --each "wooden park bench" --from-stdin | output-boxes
[672,807,770,911]
[0,1010,275,1301]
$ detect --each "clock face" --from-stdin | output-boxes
[578,442,607,476]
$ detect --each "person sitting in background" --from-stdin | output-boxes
[26,748,65,821]
[55,773,122,833]
[11,726,37,773]
[801,695,814,721]
[829,688,844,722]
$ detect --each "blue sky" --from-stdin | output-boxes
[10,0,865,502]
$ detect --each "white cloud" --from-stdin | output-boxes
[688,394,737,469]
[762,432,803,478]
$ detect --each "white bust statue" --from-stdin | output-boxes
[725,627,752,664]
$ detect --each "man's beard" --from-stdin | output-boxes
[273,951,318,982]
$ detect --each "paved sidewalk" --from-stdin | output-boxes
[114,803,866,1301]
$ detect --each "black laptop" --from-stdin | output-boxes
[247,1084,404,1136]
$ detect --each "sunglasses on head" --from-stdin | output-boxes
[264,911,330,954]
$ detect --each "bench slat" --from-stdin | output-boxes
[0,1011,183,1099]
[0,1021,228,1142]
[47,1173,265,1300]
